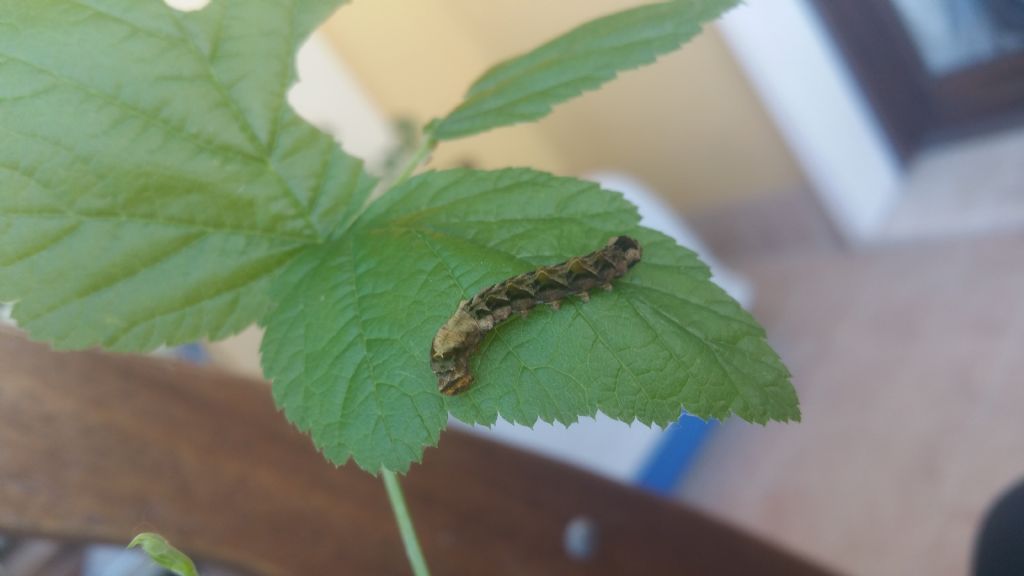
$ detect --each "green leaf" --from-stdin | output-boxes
[129,533,199,576]
[260,168,798,473]
[431,0,739,140]
[0,0,374,351]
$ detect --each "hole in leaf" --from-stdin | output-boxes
[163,0,211,12]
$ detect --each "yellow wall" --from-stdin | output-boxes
[321,0,804,214]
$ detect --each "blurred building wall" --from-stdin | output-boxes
[320,0,806,215]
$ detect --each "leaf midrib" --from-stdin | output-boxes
[443,8,698,131]
[167,3,320,238]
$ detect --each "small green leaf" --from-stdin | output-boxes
[431,0,739,140]
[129,533,199,576]
[261,168,798,473]
[0,0,373,351]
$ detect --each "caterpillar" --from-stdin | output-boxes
[430,236,642,395]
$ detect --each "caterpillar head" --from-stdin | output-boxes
[430,301,484,395]
[436,366,474,396]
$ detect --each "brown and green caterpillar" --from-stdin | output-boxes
[430,236,642,395]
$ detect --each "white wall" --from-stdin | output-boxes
[718,0,905,244]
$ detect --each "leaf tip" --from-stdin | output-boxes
[128,532,199,576]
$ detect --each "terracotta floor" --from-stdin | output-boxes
[882,128,1024,241]
[678,232,1024,575]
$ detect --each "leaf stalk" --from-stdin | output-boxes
[382,469,432,576]
[392,135,437,189]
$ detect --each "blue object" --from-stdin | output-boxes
[175,342,210,364]
[635,417,716,495]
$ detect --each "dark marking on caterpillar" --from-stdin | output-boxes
[430,236,642,395]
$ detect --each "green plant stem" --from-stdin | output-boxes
[374,133,436,576]
[382,469,432,576]
[392,135,437,189]
[342,134,438,235]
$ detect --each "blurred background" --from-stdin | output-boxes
[3,0,1024,574]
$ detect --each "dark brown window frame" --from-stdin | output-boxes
[809,0,1024,163]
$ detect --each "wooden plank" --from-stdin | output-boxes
[0,331,831,575]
